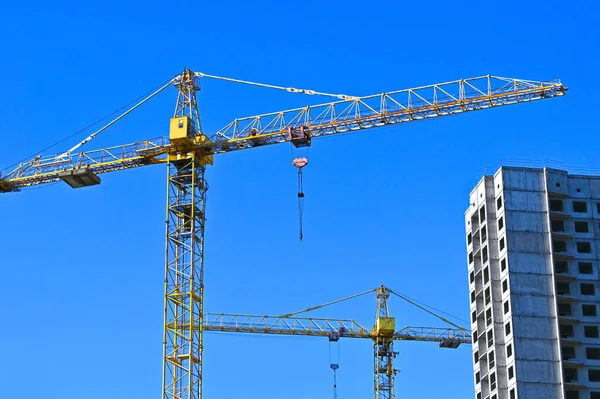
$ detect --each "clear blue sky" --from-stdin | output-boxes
[0,1,597,398]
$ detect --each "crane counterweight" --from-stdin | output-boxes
[57,169,101,188]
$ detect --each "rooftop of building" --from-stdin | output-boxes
[468,163,600,199]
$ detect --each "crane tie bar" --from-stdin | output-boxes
[194,72,359,101]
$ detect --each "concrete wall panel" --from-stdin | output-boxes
[525,171,545,192]
[507,252,551,275]
[503,169,544,192]
[512,316,556,339]
[507,232,550,254]
[515,338,560,361]
[509,273,553,295]
[590,179,600,199]
[515,359,561,382]
[503,170,528,191]
[517,382,561,398]
[504,190,547,212]
[511,295,554,317]
[569,177,592,198]
[546,170,569,196]
[506,210,548,233]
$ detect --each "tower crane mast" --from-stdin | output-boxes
[375,286,396,399]
[0,69,567,399]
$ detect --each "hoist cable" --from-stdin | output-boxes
[328,340,340,399]
[298,169,304,241]
[332,370,338,399]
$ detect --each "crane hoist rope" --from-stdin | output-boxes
[293,157,307,241]
[328,326,346,399]
[291,137,309,241]
[328,339,341,399]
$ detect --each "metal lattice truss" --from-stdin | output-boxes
[0,75,566,192]
[163,158,206,399]
[204,313,370,338]
[375,338,395,399]
[175,70,203,133]
[203,313,470,343]
[0,137,170,189]
[374,286,395,399]
[208,75,566,152]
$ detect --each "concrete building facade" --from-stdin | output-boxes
[465,166,600,399]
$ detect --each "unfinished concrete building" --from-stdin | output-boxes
[465,166,600,399]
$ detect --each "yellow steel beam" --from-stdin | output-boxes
[202,313,470,344]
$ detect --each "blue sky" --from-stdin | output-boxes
[0,1,597,398]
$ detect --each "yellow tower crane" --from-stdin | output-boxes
[0,69,567,399]
[204,284,472,399]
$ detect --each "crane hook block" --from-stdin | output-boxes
[288,125,311,148]
[292,157,308,169]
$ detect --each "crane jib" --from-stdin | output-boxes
[0,76,566,193]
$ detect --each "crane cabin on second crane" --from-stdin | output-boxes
[0,69,567,399]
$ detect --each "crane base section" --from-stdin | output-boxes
[58,169,101,188]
